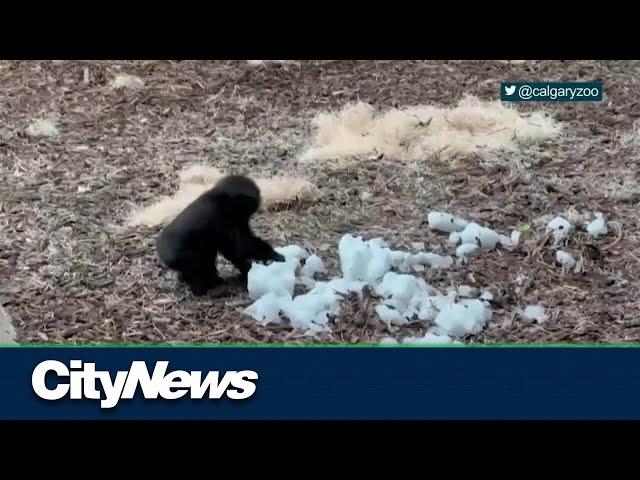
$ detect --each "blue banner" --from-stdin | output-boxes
[1,346,640,420]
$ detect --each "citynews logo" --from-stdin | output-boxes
[31,360,258,409]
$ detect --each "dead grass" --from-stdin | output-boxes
[25,118,59,138]
[126,164,317,227]
[110,74,145,90]
[299,96,561,164]
[1,59,639,344]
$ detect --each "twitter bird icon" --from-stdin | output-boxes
[504,85,516,96]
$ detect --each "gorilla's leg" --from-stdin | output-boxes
[175,252,223,296]
[180,268,222,296]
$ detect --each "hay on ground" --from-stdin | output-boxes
[110,74,145,90]
[246,60,300,67]
[26,118,59,138]
[299,95,561,163]
[495,60,528,65]
[127,164,316,227]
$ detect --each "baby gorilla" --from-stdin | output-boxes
[156,175,285,295]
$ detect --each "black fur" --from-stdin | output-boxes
[156,175,285,295]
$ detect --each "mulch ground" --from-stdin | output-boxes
[1,60,639,344]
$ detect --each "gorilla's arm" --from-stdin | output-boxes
[221,228,286,282]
